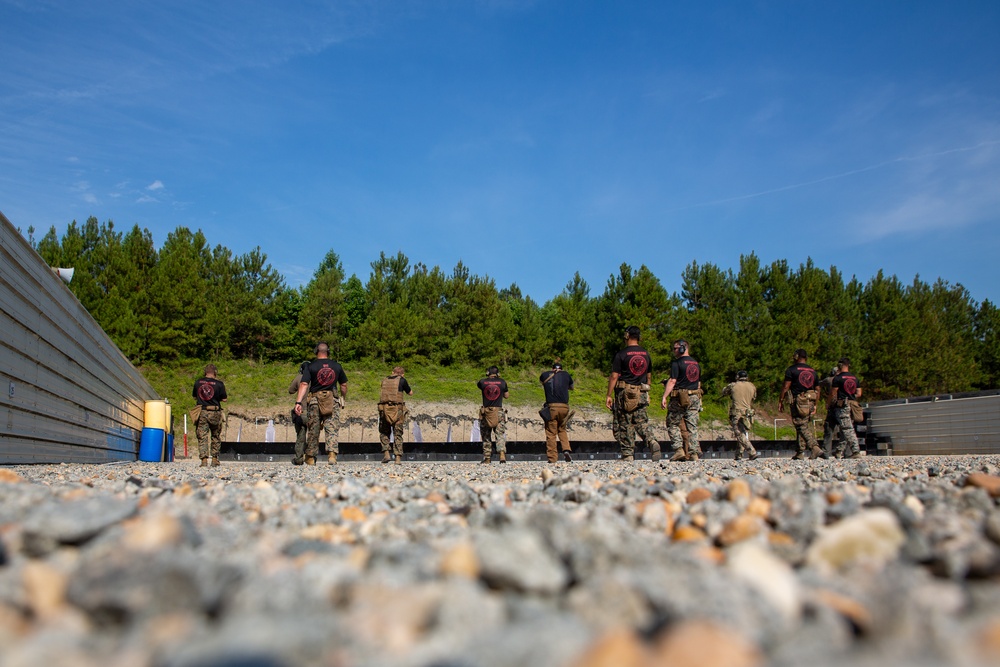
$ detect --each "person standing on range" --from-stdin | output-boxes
[288,361,309,465]
[540,361,574,463]
[778,348,825,460]
[817,364,842,458]
[661,340,702,462]
[294,343,348,465]
[477,366,509,464]
[192,364,228,467]
[830,357,863,458]
[721,370,758,461]
[378,366,413,464]
[605,326,661,462]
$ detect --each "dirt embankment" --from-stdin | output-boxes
[212,401,734,444]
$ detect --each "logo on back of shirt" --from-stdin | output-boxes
[316,366,335,387]
[197,382,215,401]
[842,376,857,396]
[685,362,700,383]
[799,368,816,389]
[484,383,502,401]
[628,355,648,377]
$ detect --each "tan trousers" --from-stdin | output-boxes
[544,403,571,462]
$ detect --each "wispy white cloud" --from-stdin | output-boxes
[147,180,164,191]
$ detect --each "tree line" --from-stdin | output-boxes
[26,217,1000,402]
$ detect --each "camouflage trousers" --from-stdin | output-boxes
[379,409,407,457]
[196,409,223,459]
[729,413,756,458]
[667,394,701,456]
[791,400,819,453]
[822,408,840,456]
[480,409,507,459]
[292,408,307,464]
[612,404,660,458]
[306,397,340,459]
[834,405,860,457]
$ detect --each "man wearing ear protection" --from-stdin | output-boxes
[606,326,661,462]
[778,348,824,460]
[660,339,702,462]
[722,370,758,461]
[294,343,348,465]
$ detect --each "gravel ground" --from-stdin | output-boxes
[1,455,999,667]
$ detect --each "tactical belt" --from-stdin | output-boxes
[379,401,404,406]
[615,381,644,389]
[203,406,221,411]
[670,389,703,397]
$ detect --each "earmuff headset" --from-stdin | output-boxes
[674,339,688,355]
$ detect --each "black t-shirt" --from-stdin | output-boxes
[669,356,700,391]
[478,376,508,407]
[301,359,348,394]
[612,345,652,385]
[832,372,859,402]
[540,369,573,404]
[192,377,227,407]
[784,362,817,396]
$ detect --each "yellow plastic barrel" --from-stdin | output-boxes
[144,400,168,431]
[164,401,172,435]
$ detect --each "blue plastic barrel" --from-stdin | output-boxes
[138,427,166,462]
[167,433,175,462]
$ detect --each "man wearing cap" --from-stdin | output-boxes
[661,339,703,462]
[721,370,758,460]
[378,365,413,464]
[606,326,661,462]
[778,348,825,460]
[192,364,228,467]
[540,360,574,463]
[477,366,509,464]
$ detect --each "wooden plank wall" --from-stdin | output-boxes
[0,211,160,464]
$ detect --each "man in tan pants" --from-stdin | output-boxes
[539,361,574,463]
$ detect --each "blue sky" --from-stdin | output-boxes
[2,1,999,304]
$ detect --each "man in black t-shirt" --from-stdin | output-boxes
[540,361,574,463]
[192,364,228,467]
[778,348,824,460]
[477,366,509,464]
[660,339,702,462]
[294,343,348,465]
[605,326,661,462]
[830,357,863,458]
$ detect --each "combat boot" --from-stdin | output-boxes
[381,452,390,464]
[394,455,402,464]
[328,452,337,465]
[749,450,759,461]
[562,451,573,463]
[622,455,634,462]
[791,452,805,460]
[211,457,220,467]
[305,456,316,466]
[650,446,662,462]
[689,452,700,462]
[481,456,491,464]
[200,458,209,467]
[499,452,506,464]
[810,445,825,460]
[292,457,304,466]
[669,450,689,462]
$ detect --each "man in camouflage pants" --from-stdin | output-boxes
[830,357,863,458]
[722,370,758,460]
[293,343,348,465]
[606,326,662,462]
[660,339,702,462]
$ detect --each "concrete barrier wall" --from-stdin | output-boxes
[866,391,1000,455]
[0,211,160,464]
